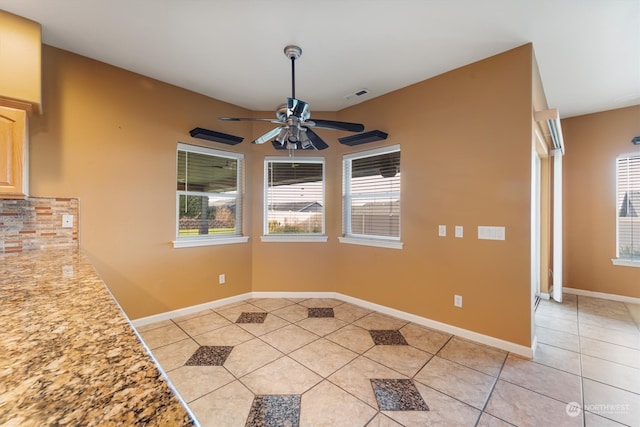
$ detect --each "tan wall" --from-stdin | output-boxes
[30,46,255,319]
[0,10,42,113]
[563,105,640,297]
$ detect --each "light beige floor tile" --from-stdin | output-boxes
[476,412,514,426]
[626,303,640,327]
[400,323,451,354]
[328,355,407,408]
[138,322,189,349]
[352,312,407,330]
[535,315,579,335]
[562,293,578,302]
[485,380,582,427]
[536,306,579,323]
[580,336,640,369]
[188,380,254,427]
[579,313,639,335]
[216,303,265,322]
[235,312,290,337]
[366,413,403,426]
[260,323,319,354]
[135,319,174,333]
[584,411,629,427]
[223,338,283,378]
[533,342,581,375]
[579,323,640,349]
[240,356,322,395]
[583,378,640,427]
[151,337,200,371]
[383,382,480,426]
[297,298,344,308]
[325,324,375,354]
[414,356,496,410]
[166,365,235,402]
[193,323,255,347]
[535,325,580,352]
[172,309,214,322]
[500,354,582,404]
[581,354,640,394]
[246,298,295,312]
[175,312,232,336]
[296,317,348,336]
[363,344,432,377]
[271,303,310,323]
[332,303,372,323]
[300,380,377,426]
[289,338,358,377]
[438,337,507,376]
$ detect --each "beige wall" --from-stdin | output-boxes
[27,43,537,346]
[30,46,255,319]
[563,105,640,297]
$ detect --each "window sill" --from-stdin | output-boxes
[261,235,328,243]
[611,258,640,268]
[339,236,403,249]
[172,236,249,248]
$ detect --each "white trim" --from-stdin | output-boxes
[538,292,551,300]
[172,236,249,248]
[563,287,640,305]
[552,148,563,302]
[251,291,337,299]
[338,236,403,249]
[178,142,244,160]
[611,258,640,268]
[260,235,328,243]
[131,293,253,327]
[530,334,538,358]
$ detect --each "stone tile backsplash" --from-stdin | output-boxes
[0,197,79,253]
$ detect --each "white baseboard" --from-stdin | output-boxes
[563,287,640,305]
[132,290,534,358]
[131,292,252,327]
[538,292,551,300]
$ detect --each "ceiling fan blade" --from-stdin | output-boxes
[304,128,329,150]
[219,117,282,124]
[307,119,364,133]
[253,127,283,144]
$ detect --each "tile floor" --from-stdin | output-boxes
[136,295,640,426]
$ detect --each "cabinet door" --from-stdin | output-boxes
[0,106,28,198]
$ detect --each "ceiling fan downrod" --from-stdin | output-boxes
[284,45,302,100]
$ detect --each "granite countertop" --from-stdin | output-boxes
[0,249,194,426]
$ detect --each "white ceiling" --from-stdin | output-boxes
[1,0,638,118]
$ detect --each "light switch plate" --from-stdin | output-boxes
[455,226,463,238]
[62,214,74,228]
[438,225,446,237]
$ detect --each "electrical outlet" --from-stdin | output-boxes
[455,226,463,238]
[62,214,74,228]
[218,274,226,284]
[454,294,463,308]
[438,225,446,237]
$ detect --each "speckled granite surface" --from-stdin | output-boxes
[0,249,194,426]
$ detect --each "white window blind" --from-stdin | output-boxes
[176,143,243,240]
[343,145,401,240]
[616,153,640,261]
[264,157,325,235]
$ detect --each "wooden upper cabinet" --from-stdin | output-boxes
[0,106,28,198]
[0,10,42,114]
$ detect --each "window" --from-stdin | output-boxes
[173,143,247,248]
[341,145,402,249]
[263,157,326,242]
[614,153,640,266]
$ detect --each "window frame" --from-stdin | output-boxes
[172,142,248,248]
[261,156,327,243]
[612,152,640,267]
[340,144,403,249]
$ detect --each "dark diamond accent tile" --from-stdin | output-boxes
[308,307,335,318]
[369,329,408,345]
[245,394,301,427]
[236,312,268,324]
[371,379,429,411]
[185,345,233,366]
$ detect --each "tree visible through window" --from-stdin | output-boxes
[343,145,401,240]
[176,143,243,239]
[616,153,640,261]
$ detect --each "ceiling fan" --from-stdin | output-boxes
[219,45,365,151]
